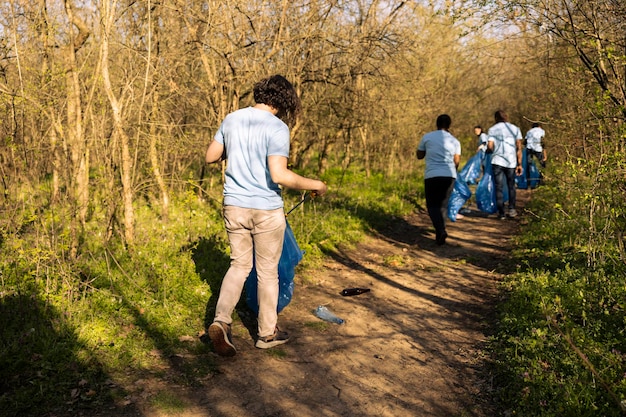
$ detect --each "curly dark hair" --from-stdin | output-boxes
[494,110,509,123]
[253,75,301,125]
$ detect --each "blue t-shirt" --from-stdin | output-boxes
[525,127,545,152]
[215,107,290,210]
[478,132,488,147]
[488,122,522,169]
[417,130,461,179]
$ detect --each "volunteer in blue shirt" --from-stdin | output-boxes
[474,125,489,152]
[487,110,523,219]
[417,114,461,245]
[205,75,327,356]
[525,122,547,168]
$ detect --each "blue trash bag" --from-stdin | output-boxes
[447,178,472,222]
[528,158,541,189]
[476,154,497,213]
[516,149,528,190]
[477,154,511,212]
[458,152,483,185]
[245,220,303,314]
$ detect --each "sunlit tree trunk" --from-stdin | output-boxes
[63,0,90,257]
[342,130,354,172]
[101,0,135,245]
[358,126,371,178]
[149,90,169,220]
[144,1,169,219]
[35,0,59,201]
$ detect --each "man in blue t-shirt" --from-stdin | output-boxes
[417,114,461,245]
[205,75,327,356]
[487,110,523,219]
[525,122,547,168]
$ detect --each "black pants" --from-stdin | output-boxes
[492,164,516,216]
[424,177,455,240]
[527,149,545,168]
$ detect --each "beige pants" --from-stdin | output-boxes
[213,206,286,338]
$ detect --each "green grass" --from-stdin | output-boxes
[0,166,422,416]
[149,391,187,412]
[303,321,331,332]
[262,348,289,359]
[489,179,626,416]
[6,160,625,417]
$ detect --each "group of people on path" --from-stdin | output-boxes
[201,73,547,357]
[417,110,546,245]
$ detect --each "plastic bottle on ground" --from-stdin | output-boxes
[314,306,344,324]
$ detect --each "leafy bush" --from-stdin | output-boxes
[491,179,626,416]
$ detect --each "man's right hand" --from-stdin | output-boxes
[313,182,328,197]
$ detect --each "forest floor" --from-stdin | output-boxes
[78,190,529,417]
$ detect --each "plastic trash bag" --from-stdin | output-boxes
[245,220,303,314]
[528,158,541,189]
[476,154,497,214]
[448,178,472,222]
[477,154,511,212]
[458,152,483,185]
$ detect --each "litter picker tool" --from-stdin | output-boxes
[286,192,316,217]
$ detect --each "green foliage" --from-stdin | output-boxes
[491,178,626,416]
[493,267,626,413]
[0,191,225,414]
[284,166,421,271]
[0,166,423,415]
[0,294,116,416]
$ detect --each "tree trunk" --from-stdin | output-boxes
[146,2,169,219]
[149,92,169,220]
[341,129,353,172]
[358,126,371,178]
[63,0,90,257]
[38,0,60,202]
[101,0,135,245]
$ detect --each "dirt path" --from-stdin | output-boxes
[120,191,528,417]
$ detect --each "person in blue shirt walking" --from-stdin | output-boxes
[525,122,547,168]
[417,114,461,245]
[205,75,327,356]
[474,125,489,152]
[487,110,524,219]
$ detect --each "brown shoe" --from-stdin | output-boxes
[255,327,290,349]
[208,321,236,356]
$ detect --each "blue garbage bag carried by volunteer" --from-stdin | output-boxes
[447,178,472,222]
[516,149,528,190]
[476,154,497,214]
[528,158,541,189]
[245,220,303,314]
[458,152,483,185]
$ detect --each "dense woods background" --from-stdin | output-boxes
[0,0,554,249]
[2,0,623,254]
[1,0,625,416]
